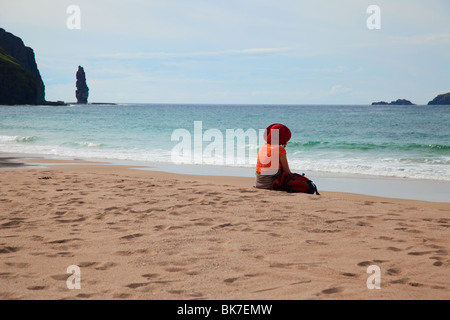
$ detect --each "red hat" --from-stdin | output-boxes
[264,123,291,145]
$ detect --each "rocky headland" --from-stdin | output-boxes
[0,28,46,105]
[428,92,450,105]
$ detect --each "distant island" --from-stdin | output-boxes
[372,99,415,106]
[372,94,450,106]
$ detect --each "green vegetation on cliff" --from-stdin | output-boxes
[0,47,37,105]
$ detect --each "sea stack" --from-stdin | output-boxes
[76,66,89,104]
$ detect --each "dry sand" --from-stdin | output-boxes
[0,160,449,300]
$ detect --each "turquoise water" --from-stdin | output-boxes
[1,104,449,181]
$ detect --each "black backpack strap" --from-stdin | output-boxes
[311,181,320,195]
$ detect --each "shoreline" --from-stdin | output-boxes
[2,152,449,203]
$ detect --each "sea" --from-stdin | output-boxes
[1,104,450,201]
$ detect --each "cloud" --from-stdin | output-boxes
[296,66,346,74]
[389,33,450,46]
[329,85,352,95]
[102,47,291,60]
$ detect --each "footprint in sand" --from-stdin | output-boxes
[0,246,20,254]
[432,260,445,267]
[386,268,402,276]
[387,246,403,252]
[191,218,214,227]
[321,287,344,295]
[0,220,23,229]
[78,262,100,268]
[0,272,16,279]
[55,217,86,224]
[212,223,233,230]
[341,272,358,278]
[27,286,47,291]
[407,251,434,256]
[76,293,95,299]
[50,274,69,281]
[47,238,82,244]
[141,273,159,280]
[113,293,133,299]
[95,262,117,271]
[120,233,144,240]
[357,260,387,267]
[5,262,30,268]
[252,286,282,294]
[115,250,135,256]
[154,225,168,231]
[224,277,239,284]
[104,206,119,212]
[189,292,204,298]
[126,282,149,289]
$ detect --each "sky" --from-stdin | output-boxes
[1,0,449,104]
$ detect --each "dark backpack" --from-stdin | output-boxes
[272,171,320,195]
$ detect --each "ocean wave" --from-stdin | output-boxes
[0,135,38,143]
[408,143,450,151]
[287,141,329,148]
[61,141,104,148]
[1,140,449,181]
[1,135,449,181]
[399,157,450,165]
[287,157,450,181]
[287,140,450,152]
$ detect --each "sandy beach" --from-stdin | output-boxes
[0,158,449,300]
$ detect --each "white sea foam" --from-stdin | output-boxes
[0,135,38,143]
[62,141,104,148]
[1,137,449,181]
[287,157,450,181]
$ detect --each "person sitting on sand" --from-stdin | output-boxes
[255,123,319,194]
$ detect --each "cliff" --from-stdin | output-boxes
[0,28,45,105]
[0,47,37,105]
[428,92,450,105]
